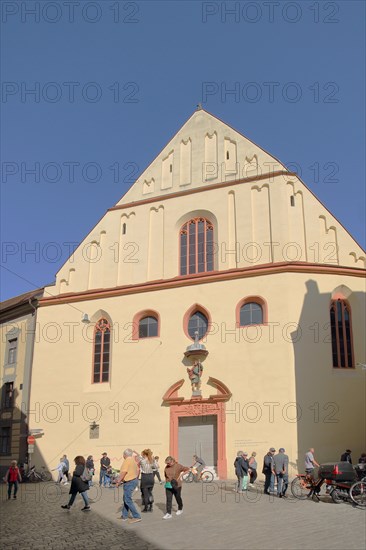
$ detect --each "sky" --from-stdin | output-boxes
[1,0,365,301]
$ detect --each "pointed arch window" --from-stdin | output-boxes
[330,299,354,368]
[180,218,214,275]
[93,318,111,383]
[188,311,209,340]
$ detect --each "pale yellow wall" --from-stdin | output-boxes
[29,272,366,477]
[50,173,365,296]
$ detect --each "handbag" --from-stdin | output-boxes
[164,481,172,489]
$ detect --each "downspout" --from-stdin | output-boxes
[22,297,38,468]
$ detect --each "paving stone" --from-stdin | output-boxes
[1,480,365,549]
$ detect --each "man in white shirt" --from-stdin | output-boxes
[304,448,319,475]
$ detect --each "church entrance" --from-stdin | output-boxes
[162,377,232,479]
[178,415,218,469]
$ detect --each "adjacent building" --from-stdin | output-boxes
[0,288,43,476]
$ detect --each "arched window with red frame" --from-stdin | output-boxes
[180,217,214,275]
[330,299,354,368]
[93,318,111,383]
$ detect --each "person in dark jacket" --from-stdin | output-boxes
[340,449,352,464]
[234,451,248,493]
[262,447,276,495]
[99,452,111,487]
[61,456,90,511]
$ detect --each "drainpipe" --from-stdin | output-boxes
[23,297,38,470]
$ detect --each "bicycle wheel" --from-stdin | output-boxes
[29,472,40,483]
[291,477,311,500]
[41,470,52,482]
[182,472,193,483]
[330,488,343,504]
[349,481,366,507]
[200,471,214,483]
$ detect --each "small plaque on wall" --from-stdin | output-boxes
[89,424,99,439]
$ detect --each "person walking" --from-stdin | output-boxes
[99,452,111,487]
[340,449,352,463]
[273,448,289,498]
[86,455,95,487]
[61,456,90,511]
[234,451,246,493]
[163,456,189,520]
[62,455,70,482]
[262,447,276,495]
[4,460,22,499]
[52,457,67,485]
[135,449,156,512]
[304,448,319,475]
[249,452,258,486]
[116,449,141,524]
[152,456,163,484]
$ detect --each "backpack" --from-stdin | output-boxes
[81,467,92,482]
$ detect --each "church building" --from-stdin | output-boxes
[28,108,365,478]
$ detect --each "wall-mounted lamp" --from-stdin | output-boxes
[82,313,90,324]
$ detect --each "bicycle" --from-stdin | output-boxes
[291,473,324,500]
[182,467,214,483]
[25,465,52,482]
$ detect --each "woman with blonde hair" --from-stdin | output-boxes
[249,451,258,486]
[135,448,156,512]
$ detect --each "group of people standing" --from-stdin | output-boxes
[234,451,258,492]
[235,447,289,498]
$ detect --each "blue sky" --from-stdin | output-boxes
[1,0,365,301]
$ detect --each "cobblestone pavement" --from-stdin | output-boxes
[1,480,365,550]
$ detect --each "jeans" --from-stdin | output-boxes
[153,470,161,483]
[165,486,183,514]
[264,472,275,494]
[8,481,18,498]
[276,473,289,495]
[68,491,89,507]
[100,469,109,487]
[122,478,140,519]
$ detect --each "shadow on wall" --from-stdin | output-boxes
[0,387,29,478]
[292,279,366,471]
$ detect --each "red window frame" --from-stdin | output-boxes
[330,299,354,368]
[92,319,111,383]
[180,217,214,275]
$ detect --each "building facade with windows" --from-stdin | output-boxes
[29,109,365,477]
[0,288,43,476]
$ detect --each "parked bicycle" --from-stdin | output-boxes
[24,465,52,482]
[182,467,214,483]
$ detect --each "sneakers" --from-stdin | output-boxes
[120,517,129,521]
[128,518,142,524]
[162,513,172,520]
[61,504,70,509]
[176,510,183,516]
[81,506,91,511]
